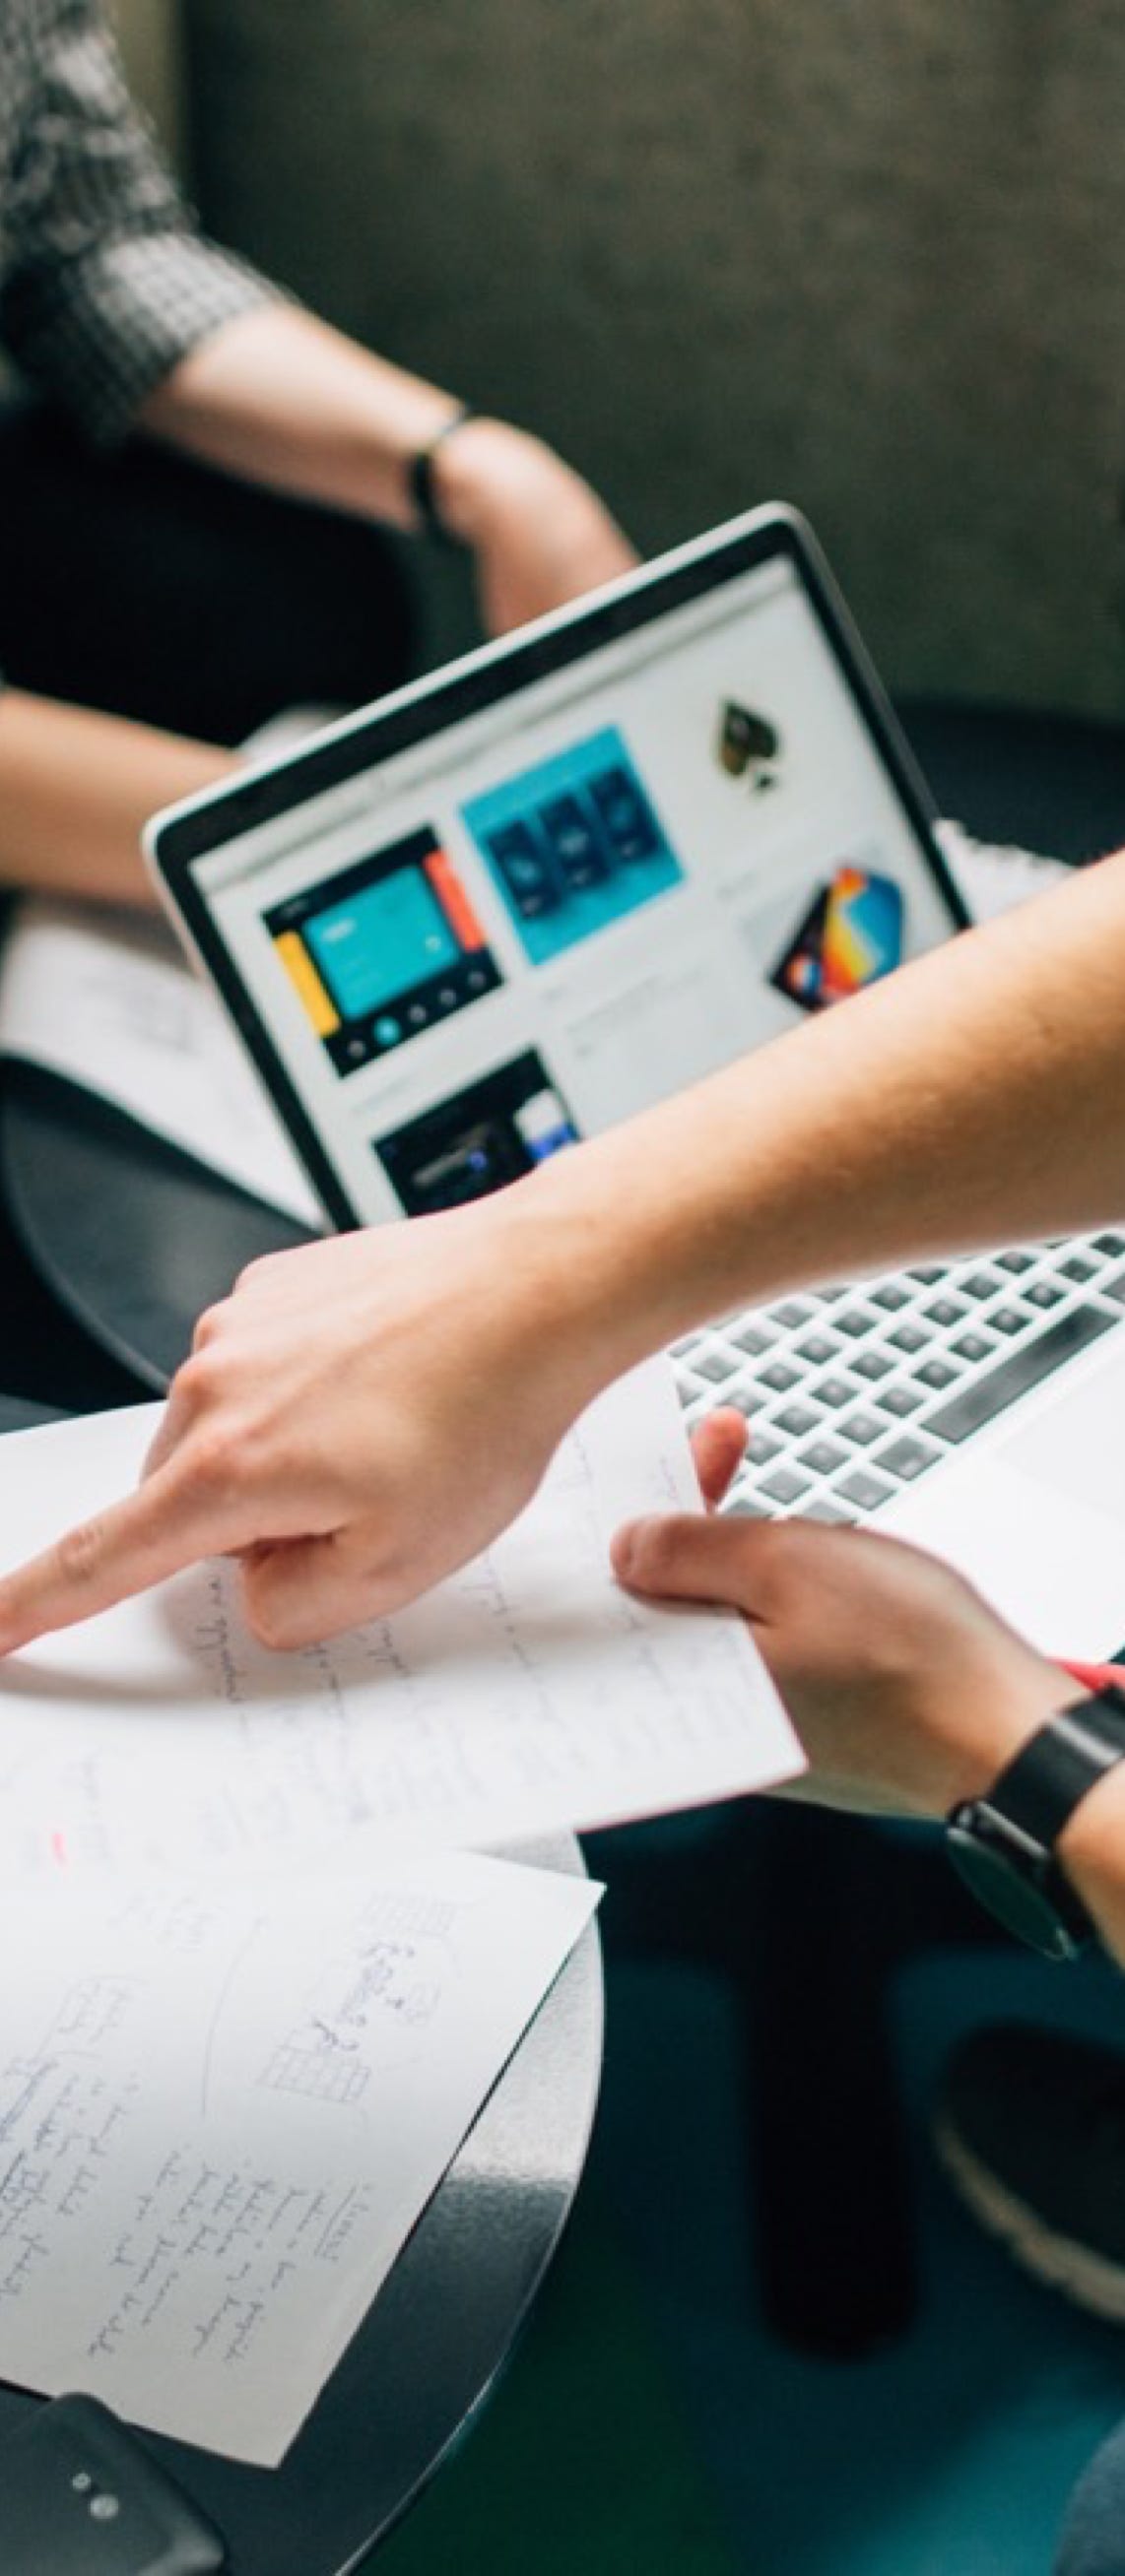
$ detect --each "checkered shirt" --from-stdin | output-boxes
[0,0,277,445]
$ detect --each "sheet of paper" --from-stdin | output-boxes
[0,1846,600,2463]
[0,896,324,1227]
[0,1363,802,1877]
[936,818,1070,923]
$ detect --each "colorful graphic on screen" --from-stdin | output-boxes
[265,826,502,1078]
[769,864,904,1012]
[375,1051,580,1216]
[461,727,684,965]
[715,698,782,790]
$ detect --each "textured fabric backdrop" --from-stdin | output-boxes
[182,0,1125,717]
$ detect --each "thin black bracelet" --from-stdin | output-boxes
[409,406,476,546]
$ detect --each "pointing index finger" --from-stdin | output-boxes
[0,1453,256,1655]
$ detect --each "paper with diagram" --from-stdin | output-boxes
[0,1846,599,2462]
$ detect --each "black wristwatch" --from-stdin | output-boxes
[946,1685,1125,1960]
[409,406,475,546]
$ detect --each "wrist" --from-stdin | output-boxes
[940,1654,1077,1814]
[427,416,579,547]
[1057,1755,1125,1950]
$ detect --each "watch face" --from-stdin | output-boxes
[946,1821,1084,1962]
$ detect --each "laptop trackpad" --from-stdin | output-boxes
[992,1350,1125,1524]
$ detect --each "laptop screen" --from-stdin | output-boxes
[149,508,965,1227]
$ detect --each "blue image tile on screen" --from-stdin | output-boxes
[304,869,460,1018]
[462,727,683,964]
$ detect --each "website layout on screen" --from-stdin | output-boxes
[194,556,955,1222]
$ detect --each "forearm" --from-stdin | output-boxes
[137,306,635,634]
[138,304,468,532]
[519,848,1125,1383]
[0,692,234,905]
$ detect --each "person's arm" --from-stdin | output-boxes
[6,9,633,629]
[614,1420,1125,1970]
[0,691,235,904]
[3,848,1125,1651]
[137,305,636,636]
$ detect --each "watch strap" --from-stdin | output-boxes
[409,406,475,545]
[972,1686,1125,1846]
[946,1685,1125,1958]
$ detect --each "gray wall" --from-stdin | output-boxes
[183,0,1125,717]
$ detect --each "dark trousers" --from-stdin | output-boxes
[0,403,414,1409]
[0,403,414,742]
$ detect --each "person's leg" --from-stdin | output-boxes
[0,403,415,744]
[1054,2419,1125,2576]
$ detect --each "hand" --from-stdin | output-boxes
[0,1187,612,1655]
[433,418,637,635]
[614,1414,1065,1818]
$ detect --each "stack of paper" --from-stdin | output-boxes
[0,1363,800,2461]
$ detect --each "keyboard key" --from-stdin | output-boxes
[1103,1272,1125,1307]
[870,1282,912,1312]
[835,1467,895,1511]
[772,1403,822,1439]
[721,1385,759,1417]
[835,1307,881,1338]
[1093,1234,1125,1256]
[749,1432,784,1463]
[888,1322,931,1354]
[797,1438,849,1476]
[691,1347,741,1383]
[875,1435,942,1481]
[759,1361,802,1394]
[1026,1279,1065,1310]
[758,1465,816,1505]
[796,1333,841,1366]
[803,1499,857,1524]
[924,1297,969,1328]
[851,1349,893,1382]
[909,1266,945,1285]
[814,1378,857,1410]
[878,1383,924,1418]
[837,1411,886,1446]
[730,1321,777,1356]
[721,1495,774,1518]
[926,1305,1118,1443]
[996,1250,1035,1274]
[1058,1256,1096,1284]
[990,1306,1031,1337]
[914,1356,960,1391]
[771,1299,816,1328]
[951,1331,997,1364]
[962,1271,1004,1300]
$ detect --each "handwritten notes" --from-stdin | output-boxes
[0,896,322,1224]
[0,1850,599,2462]
[0,1368,801,1879]
[0,1362,799,2459]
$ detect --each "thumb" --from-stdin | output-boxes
[612,1509,770,1613]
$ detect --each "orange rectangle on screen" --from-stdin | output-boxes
[425,847,487,952]
[275,930,340,1036]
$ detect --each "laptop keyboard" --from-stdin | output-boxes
[672,1233,1125,1524]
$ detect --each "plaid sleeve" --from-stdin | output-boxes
[1,0,281,444]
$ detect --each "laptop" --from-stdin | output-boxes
[146,503,1125,1658]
